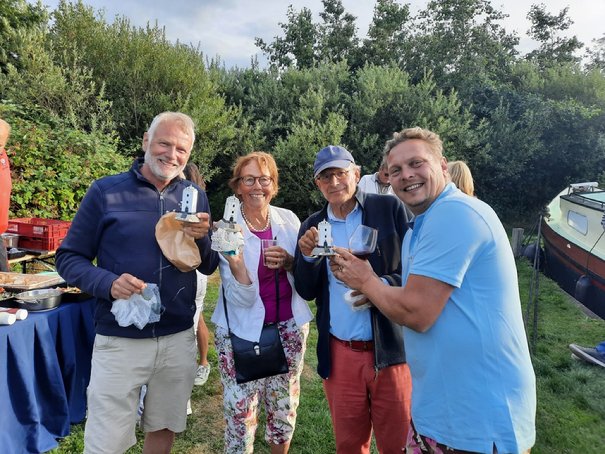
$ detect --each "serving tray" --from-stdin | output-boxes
[0,272,65,290]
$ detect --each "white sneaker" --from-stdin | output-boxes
[194,364,210,386]
[569,343,605,368]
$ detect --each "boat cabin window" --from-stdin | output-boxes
[567,210,588,235]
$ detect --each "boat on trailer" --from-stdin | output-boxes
[541,182,605,319]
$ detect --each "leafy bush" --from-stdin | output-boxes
[1,106,129,219]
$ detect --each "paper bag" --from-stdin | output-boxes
[155,212,201,272]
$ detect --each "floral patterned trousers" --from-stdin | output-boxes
[215,319,309,453]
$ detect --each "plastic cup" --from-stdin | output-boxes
[261,239,278,266]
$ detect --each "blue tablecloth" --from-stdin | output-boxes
[0,298,95,454]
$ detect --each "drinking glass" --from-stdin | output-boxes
[261,239,278,266]
[348,225,378,259]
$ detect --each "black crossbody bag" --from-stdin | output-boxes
[222,270,289,384]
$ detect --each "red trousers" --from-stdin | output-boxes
[323,336,412,454]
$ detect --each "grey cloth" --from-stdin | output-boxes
[0,245,8,272]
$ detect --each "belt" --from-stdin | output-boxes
[331,335,374,352]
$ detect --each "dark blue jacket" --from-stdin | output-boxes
[293,190,408,379]
[56,158,219,339]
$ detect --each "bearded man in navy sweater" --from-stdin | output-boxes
[56,112,218,454]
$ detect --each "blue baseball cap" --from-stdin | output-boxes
[313,145,355,178]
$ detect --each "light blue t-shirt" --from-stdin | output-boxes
[402,183,536,453]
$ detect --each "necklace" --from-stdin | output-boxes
[241,205,271,232]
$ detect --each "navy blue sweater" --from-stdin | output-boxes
[56,158,218,338]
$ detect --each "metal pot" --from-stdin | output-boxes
[15,288,63,311]
[1,233,19,249]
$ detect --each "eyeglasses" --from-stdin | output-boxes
[316,169,349,183]
[239,175,272,187]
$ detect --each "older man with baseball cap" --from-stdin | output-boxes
[293,145,412,453]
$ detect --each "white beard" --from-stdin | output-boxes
[144,149,184,182]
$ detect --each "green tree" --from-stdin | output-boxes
[217,61,350,152]
[408,0,519,95]
[525,3,583,67]
[255,0,360,71]
[317,0,359,64]
[0,0,47,74]
[474,96,544,216]
[49,0,237,178]
[358,0,412,68]
[586,34,605,72]
[474,61,605,219]
[255,6,317,70]
[0,27,115,136]
[347,65,477,174]
[272,87,348,217]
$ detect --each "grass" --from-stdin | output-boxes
[53,261,604,453]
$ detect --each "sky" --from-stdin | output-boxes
[32,0,605,68]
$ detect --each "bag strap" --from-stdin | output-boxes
[221,285,232,334]
[274,269,280,325]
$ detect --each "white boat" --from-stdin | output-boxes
[541,182,605,319]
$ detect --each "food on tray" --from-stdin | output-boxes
[0,275,27,285]
[0,272,65,290]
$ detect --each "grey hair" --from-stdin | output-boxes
[146,112,195,150]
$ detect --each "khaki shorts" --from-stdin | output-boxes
[84,329,197,454]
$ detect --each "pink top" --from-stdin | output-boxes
[254,229,294,323]
[0,149,12,234]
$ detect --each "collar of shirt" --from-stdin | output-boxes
[326,200,360,225]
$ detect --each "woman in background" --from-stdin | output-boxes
[183,163,211,390]
[138,163,212,419]
[448,160,475,197]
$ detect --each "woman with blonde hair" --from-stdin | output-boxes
[448,160,475,197]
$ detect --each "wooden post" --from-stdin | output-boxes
[511,228,524,257]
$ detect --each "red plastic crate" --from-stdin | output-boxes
[7,218,71,239]
[17,236,65,252]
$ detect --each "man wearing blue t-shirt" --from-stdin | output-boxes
[331,127,536,454]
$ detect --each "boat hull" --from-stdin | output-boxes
[542,219,605,319]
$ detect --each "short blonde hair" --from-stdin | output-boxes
[229,151,279,198]
[384,127,443,159]
[447,160,475,196]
